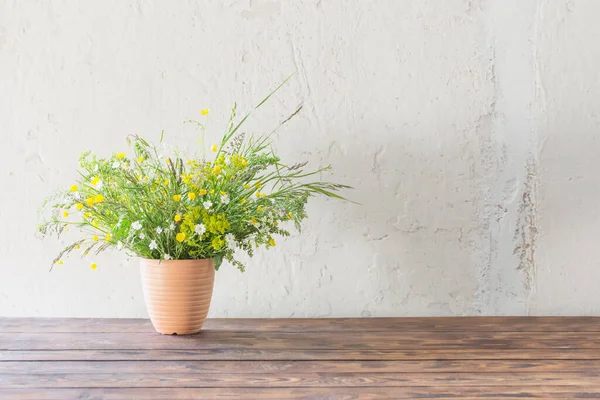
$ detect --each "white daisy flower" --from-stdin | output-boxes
[169,223,176,231]
[112,161,120,169]
[155,227,163,234]
[131,221,142,231]
[149,240,157,250]
[163,253,172,260]
[139,233,145,240]
[203,200,213,210]
[194,224,206,236]
[225,233,236,248]
[221,194,230,205]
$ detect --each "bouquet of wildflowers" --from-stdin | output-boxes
[38,82,349,271]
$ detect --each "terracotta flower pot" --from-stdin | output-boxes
[140,258,215,335]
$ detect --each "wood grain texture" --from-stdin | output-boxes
[3,331,600,351]
[1,317,599,399]
[2,316,600,333]
[3,387,600,400]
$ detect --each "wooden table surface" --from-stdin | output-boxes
[1,317,599,399]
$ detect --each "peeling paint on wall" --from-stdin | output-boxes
[514,158,539,291]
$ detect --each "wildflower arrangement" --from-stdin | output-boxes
[38,82,349,272]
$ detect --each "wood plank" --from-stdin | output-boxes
[2,372,600,388]
[2,330,600,351]
[3,348,600,361]
[2,317,599,399]
[2,316,600,333]
[1,359,597,374]
[2,387,600,400]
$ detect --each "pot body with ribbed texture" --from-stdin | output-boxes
[140,258,215,335]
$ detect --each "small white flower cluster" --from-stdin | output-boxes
[131,221,142,231]
[225,233,236,249]
[203,200,213,210]
[149,240,157,250]
[221,194,230,205]
[70,191,81,200]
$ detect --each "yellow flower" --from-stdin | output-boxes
[91,220,99,228]
[173,194,182,202]
[137,156,144,163]
[174,214,182,222]
[163,179,170,186]
[274,221,279,226]
[269,237,276,247]
[288,211,294,219]
[69,185,78,192]
[256,183,262,189]
[176,232,185,242]
[255,191,261,198]
[63,211,69,217]
[75,203,84,210]
[56,260,63,265]
[86,197,94,206]
[84,212,92,219]
[213,165,221,175]
[209,189,215,194]
[94,194,105,203]
[243,184,250,190]
[105,233,111,242]
[211,144,218,152]
[257,206,264,212]
[75,245,81,249]
[188,192,196,200]
[240,198,246,204]
[242,158,248,166]
[250,217,257,225]
[90,263,97,270]
[116,153,125,159]
[201,108,210,115]
[91,176,101,186]
[261,193,267,198]
[93,235,99,241]
[199,189,207,195]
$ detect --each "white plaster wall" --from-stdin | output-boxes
[1,0,598,317]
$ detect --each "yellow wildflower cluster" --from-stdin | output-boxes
[40,89,348,273]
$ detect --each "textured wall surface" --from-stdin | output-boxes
[1,0,599,317]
